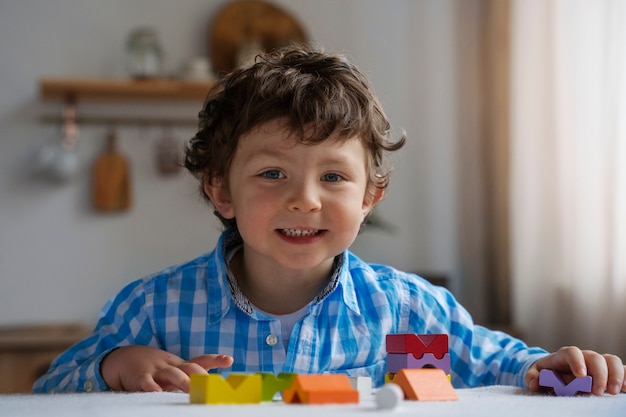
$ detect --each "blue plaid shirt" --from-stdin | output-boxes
[33,228,547,393]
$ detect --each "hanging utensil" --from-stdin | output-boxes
[155,126,182,176]
[36,100,79,183]
[92,130,131,212]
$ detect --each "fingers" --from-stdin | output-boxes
[603,354,625,395]
[151,355,234,393]
[188,354,234,371]
[581,350,608,396]
[135,372,163,392]
[560,346,587,377]
[154,366,196,392]
[524,365,541,392]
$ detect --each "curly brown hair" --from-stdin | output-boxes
[185,45,405,228]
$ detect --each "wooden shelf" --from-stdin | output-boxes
[40,77,214,102]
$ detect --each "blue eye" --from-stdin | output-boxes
[261,170,284,179]
[322,173,343,182]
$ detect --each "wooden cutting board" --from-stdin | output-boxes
[92,131,131,212]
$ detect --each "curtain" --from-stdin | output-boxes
[456,0,514,329]
[510,0,626,356]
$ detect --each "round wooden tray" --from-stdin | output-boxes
[208,0,308,75]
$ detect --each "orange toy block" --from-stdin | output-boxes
[189,373,262,404]
[282,374,359,405]
[386,333,449,359]
[386,372,450,384]
[393,368,457,401]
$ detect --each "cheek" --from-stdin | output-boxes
[232,189,276,219]
[329,196,369,225]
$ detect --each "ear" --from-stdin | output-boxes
[362,185,385,218]
[203,178,235,220]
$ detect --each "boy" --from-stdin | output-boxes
[33,46,625,395]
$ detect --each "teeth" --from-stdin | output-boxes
[282,228,320,237]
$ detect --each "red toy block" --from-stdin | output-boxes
[392,368,457,401]
[282,374,359,405]
[386,333,448,359]
[538,369,592,396]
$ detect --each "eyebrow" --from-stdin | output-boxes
[247,148,354,167]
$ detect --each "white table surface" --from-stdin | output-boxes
[1,386,624,417]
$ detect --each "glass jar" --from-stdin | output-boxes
[126,27,163,79]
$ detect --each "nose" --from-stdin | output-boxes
[287,180,322,212]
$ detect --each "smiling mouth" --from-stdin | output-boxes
[280,228,322,237]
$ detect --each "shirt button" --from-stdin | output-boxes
[265,334,279,347]
[83,380,94,392]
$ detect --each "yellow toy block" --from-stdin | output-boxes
[189,373,262,404]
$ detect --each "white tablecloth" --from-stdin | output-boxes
[1,386,624,417]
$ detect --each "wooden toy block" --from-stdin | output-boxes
[387,352,451,375]
[258,372,297,401]
[282,374,359,405]
[189,373,262,404]
[348,376,372,396]
[538,369,592,396]
[392,368,458,401]
[386,333,448,359]
[387,372,450,383]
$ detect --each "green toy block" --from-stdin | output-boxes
[258,372,297,401]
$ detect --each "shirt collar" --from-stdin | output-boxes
[216,227,361,317]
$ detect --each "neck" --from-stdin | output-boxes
[229,249,334,315]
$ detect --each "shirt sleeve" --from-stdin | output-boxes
[406,280,548,388]
[32,279,159,393]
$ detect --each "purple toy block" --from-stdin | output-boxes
[387,353,451,375]
[538,369,592,396]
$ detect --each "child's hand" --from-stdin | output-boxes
[525,346,626,396]
[101,345,234,392]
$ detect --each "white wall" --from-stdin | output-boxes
[0,0,469,326]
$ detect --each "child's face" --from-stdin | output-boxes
[207,119,382,272]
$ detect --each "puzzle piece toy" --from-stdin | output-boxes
[282,374,359,404]
[392,368,458,401]
[386,333,448,359]
[386,352,451,374]
[538,369,592,396]
[190,373,262,404]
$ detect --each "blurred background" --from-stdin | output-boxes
[0,0,624,392]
